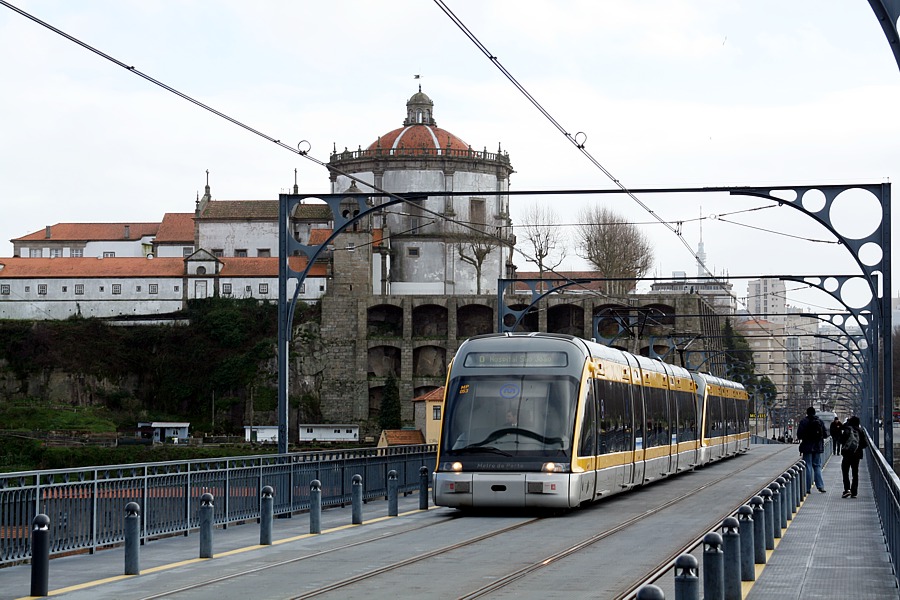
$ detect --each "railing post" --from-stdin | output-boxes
[737,505,755,581]
[388,470,398,517]
[760,488,774,550]
[419,466,429,510]
[30,513,50,597]
[351,474,363,525]
[674,553,700,600]
[260,486,274,546]
[199,493,214,559]
[721,517,741,600]
[310,480,322,534]
[749,495,766,564]
[703,532,724,600]
[124,502,141,575]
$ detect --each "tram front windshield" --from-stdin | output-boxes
[441,374,578,460]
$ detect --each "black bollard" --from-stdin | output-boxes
[388,470,398,517]
[736,505,755,581]
[791,465,801,510]
[199,492,214,559]
[351,474,363,525]
[749,495,766,564]
[721,517,741,600]
[260,486,274,545]
[797,459,807,498]
[776,477,789,529]
[674,553,699,600]
[419,466,429,510]
[124,502,141,575]
[636,584,666,600]
[781,472,794,521]
[760,488,774,550]
[767,482,782,539]
[310,479,322,534]
[703,532,724,600]
[30,513,51,597]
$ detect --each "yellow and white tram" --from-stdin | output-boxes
[433,332,750,509]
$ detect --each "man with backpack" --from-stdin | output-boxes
[841,415,867,498]
[797,406,828,493]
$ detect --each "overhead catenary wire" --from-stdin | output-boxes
[2,0,839,362]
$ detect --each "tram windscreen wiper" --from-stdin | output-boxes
[454,445,512,457]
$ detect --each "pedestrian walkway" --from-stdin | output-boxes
[745,452,899,599]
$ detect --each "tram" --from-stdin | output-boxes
[433,332,750,509]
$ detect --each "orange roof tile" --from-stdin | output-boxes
[199,200,278,219]
[381,429,426,445]
[308,229,331,246]
[0,257,183,278]
[411,387,444,402]
[217,257,328,277]
[13,223,160,243]
[155,213,195,243]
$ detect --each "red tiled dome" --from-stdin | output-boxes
[367,87,469,154]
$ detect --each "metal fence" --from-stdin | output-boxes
[0,444,436,566]
[866,430,900,589]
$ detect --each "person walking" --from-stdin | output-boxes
[841,415,867,498]
[830,416,843,455]
[797,406,828,493]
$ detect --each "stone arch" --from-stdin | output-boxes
[503,304,539,332]
[642,303,676,327]
[368,385,384,422]
[547,304,585,337]
[457,303,493,338]
[413,345,447,377]
[367,345,401,378]
[412,304,448,337]
[592,303,630,339]
[367,303,403,337]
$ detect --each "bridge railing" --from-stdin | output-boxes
[0,444,436,567]
[865,430,900,588]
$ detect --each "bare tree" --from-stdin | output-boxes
[519,202,565,290]
[453,228,498,295]
[576,205,653,295]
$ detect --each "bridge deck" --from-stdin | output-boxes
[744,451,898,599]
[1,446,896,599]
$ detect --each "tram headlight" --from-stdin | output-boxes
[441,461,463,472]
[541,462,567,473]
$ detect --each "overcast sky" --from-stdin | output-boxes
[1,1,898,314]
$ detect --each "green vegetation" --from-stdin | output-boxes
[0,297,322,435]
[379,373,401,430]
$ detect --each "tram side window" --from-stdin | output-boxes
[675,391,697,443]
[737,399,749,432]
[578,383,597,457]
[706,397,723,438]
[642,387,664,448]
[724,398,736,436]
[597,379,631,454]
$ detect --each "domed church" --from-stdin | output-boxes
[327,87,515,295]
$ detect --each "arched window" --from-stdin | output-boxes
[196,266,207,275]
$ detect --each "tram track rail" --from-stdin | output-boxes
[132,451,792,600]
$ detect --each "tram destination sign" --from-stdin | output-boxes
[463,351,568,368]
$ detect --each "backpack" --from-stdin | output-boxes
[842,427,860,457]
[806,417,823,442]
